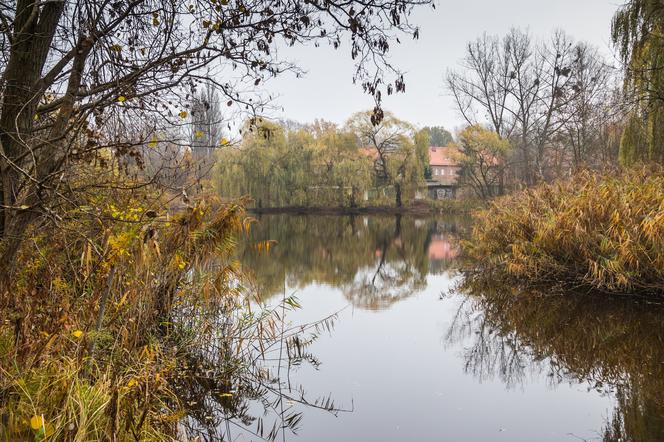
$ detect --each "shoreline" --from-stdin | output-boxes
[247,201,482,216]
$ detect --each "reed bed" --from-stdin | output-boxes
[464,166,664,297]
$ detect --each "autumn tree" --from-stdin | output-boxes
[346,110,423,207]
[0,0,432,276]
[456,125,511,199]
[311,120,373,207]
[214,118,373,208]
[414,128,431,178]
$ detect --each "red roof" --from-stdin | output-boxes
[429,146,460,167]
[359,147,380,160]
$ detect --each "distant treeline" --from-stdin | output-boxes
[213,112,436,208]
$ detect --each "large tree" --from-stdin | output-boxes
[456,125,511,199]
[612,0,664,165]
[346,110,422,207]
[0,0,431,270]
[447,29,618,186]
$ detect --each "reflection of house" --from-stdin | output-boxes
[428,234,460,274]
[427,146,462,199]
[428,235,460,261]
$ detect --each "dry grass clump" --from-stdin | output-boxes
[465,166,664,296]
[0,187,251,440]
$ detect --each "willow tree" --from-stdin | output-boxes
[612,0,664,164]
[346,110,423,207]
[0,0,431,273]
[456,125,511,199]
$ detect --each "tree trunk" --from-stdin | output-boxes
[0,2,65,271]
[395,183,402,207]
[350,186,358,208]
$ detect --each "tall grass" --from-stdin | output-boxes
[464,166,664,296]
[0,187,259,440]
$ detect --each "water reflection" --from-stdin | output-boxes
[240,214,465,309]
[454,275,664,441]
[181,214,664,441]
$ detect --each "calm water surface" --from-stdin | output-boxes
[226,214,664,441]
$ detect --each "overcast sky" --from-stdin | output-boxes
[259,0,623,132]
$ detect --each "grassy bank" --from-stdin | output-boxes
[0,191,309,440]
[464,167,664,297]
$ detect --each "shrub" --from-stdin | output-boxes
[464,167,664,296]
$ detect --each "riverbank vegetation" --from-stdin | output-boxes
[453,3,664,299]
[464,167,664,297]
[0,0,432,439]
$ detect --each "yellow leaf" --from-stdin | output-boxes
[127,379,137,387]
[117,95,126,102]
[219,137,229,146]
[178,111,188,119]
[71,330,84,339]
[30,415,43,430]
[148,136,158,148]
[194,130,204,139]
[116,292,129,309]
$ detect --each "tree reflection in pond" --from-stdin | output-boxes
[239,214,465,309]
[453,275,664,441]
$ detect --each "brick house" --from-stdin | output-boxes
[427,146,462,199]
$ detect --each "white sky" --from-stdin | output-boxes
[259,0,623,131]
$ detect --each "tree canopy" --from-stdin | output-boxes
[612,0,664,164]
[422,126,453,146]
[0,0,431,267]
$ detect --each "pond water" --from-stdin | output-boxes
[218,214,664,441]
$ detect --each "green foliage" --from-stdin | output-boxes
[421,126,454,147]
[215,114,429,209]
[215,119,373,208]
[456,125,511,199]
[612,0,664,164]
[346,111,425,207]
[415,129,431,178]
[465,167,664,295]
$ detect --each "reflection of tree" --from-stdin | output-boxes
[445,297,533,388]
[452,275,664,441]
[238,214,466,309]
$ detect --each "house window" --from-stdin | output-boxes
[434,168,439,176]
